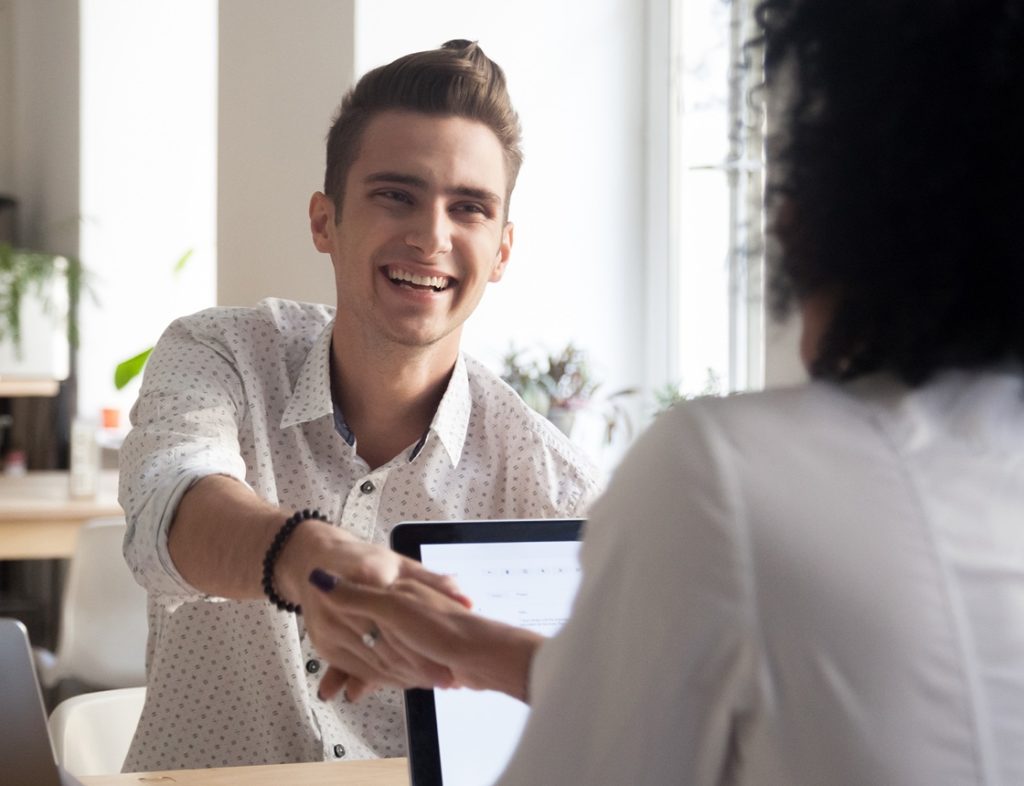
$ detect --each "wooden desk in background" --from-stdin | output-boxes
[79,758,410,786]
[0,470,122,560]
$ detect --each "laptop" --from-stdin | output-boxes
[0,618,84,786]
[391,518,585,786]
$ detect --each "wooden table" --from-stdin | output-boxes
[79,758,410,786]
[0,470,122,559]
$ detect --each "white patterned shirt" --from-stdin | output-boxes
[118,298,600,772]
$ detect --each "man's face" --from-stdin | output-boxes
[310,110,513,353]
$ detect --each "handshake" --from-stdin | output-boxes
[301,563,543,705]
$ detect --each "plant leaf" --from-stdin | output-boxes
[172,248,194,276]
[114,347,153,390]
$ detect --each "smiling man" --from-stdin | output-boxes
[117,41,599,772]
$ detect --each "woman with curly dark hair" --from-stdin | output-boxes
[309,2,1024,783]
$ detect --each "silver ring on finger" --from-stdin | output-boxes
[361,625,381,649]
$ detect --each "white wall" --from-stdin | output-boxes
[0,0,80,383]
[7,0,80,256]
[77,0,217,418]
[354,0,648,458]
[0,1,14,196]
[0,1,219,417]
[216,0,355,308]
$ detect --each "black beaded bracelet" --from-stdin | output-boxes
[262,508,328,614]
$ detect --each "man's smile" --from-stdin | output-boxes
[384,265,455,293]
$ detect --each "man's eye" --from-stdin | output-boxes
[377,190,412,204]
[453,203,487,215]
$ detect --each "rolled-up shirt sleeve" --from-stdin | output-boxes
[119,316,251,609]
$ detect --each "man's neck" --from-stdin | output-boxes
[330,330,460,470]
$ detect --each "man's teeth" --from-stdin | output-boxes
[388,269,450,290]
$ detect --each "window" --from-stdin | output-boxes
[670,0,765,396]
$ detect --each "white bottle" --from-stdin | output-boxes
[69,417,100,499]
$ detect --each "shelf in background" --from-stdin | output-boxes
[0,378,61,397]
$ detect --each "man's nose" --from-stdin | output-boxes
[404,204,453,257]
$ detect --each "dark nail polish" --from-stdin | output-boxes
[309,568,339,592]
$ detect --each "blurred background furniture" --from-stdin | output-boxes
[77,758,410,785]
[48,686,146,776]
[0,192,84,657]
[0,469,123,667]
[0,470,121,560]
[32,516,147,696]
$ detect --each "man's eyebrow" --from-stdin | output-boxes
[365,171,502,206]
[365,171,429,189]
[449,185,503,206]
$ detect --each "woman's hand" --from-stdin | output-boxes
[285,536,469,701]
[308,570,543,703]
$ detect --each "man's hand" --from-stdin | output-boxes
[306,573,543,704]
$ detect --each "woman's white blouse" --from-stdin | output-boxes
[497,367,1024,786]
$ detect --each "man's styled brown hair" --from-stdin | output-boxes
[324,39,523,221]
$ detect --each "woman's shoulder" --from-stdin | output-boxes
[663,381,859,439]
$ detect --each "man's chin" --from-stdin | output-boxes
[381,323,461,352]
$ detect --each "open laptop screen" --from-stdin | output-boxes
[391,519,584,786]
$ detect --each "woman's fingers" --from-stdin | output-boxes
[305,569,457,693]
[400,560,474,609]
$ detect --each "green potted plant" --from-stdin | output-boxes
[0,242,85,364]
[652,368,723,414]
[501,342,637,440]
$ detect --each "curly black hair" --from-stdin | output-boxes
[755,0,1024,385]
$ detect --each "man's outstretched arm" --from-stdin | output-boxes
[168,474,468,694]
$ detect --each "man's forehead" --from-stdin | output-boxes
[349,110,508,193]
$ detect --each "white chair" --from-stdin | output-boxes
[48,686,146,776]
[33,517,148,689]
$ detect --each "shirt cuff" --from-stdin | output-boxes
[124,464,251,613]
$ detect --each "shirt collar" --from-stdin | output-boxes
[280,324,471,467]
[427,352,471,467]
[279,321,335,429]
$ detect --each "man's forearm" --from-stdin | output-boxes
[168,475,295,600]
[167,474,395,610]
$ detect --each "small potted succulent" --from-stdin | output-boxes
[651,368,723,413]
[501,343,636,441]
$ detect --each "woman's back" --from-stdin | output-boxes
[503,366,1024,785]
[723,367,1024,783]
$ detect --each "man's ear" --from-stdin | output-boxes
[489,222,514,283]
[309,192,336,253]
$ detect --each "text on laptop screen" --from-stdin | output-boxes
[419,540,582,786]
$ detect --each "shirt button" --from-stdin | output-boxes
[360,480,375,494]
[305,659,320,674]
[333,744,346,758]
